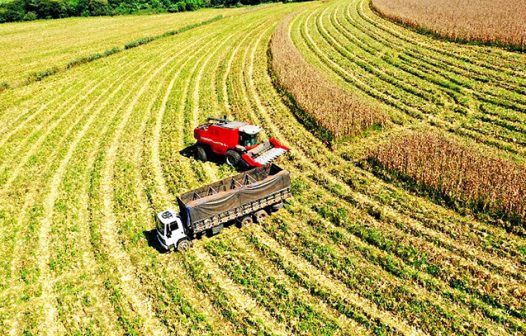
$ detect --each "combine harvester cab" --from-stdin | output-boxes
[193,117,289,169]
[155,164,291,251]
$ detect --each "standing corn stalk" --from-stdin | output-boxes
[370,130,526,225]
[270,13,385,143]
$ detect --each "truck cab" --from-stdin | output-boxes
[155,209,188,251]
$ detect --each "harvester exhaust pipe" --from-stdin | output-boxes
[207,116,229,123]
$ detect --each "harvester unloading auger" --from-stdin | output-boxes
[193,117,289,169]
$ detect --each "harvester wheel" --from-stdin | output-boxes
[254,210,269,223]
[177,239,192,252]
[239,159,251,171]
[195,146,207,162]
[226,150,240,166]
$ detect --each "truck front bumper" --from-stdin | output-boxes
[156,233,170,251]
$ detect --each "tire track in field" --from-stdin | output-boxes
[158,19,287,333]
[84,42,194,334]
[233,21,427,334]
[150,29,221,208]
[104,52,195,334]
[243,13,524,334]
[216,16,408,333]
[155,12,303,333]
[35,53,154,335]
[188,24,240,182]
[98,31,230,335]
[115,44,196,334]
[134,30,237,333]
[192,245,289,336]
[154,48,240,331]
[33,41,182,334]
[99,68,179,336]
[186,16,299,332]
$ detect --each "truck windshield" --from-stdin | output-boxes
[156,218,164,234]
[240,132,258,147]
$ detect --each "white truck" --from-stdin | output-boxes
[155,164,291,251]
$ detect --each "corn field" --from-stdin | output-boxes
[0,0,525,335]
[370,130,526,225]
[371,0,526,50]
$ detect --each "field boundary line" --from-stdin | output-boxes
[0,15,225,92]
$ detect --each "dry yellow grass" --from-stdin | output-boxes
[370,130,526,223]
[371,0,526,50]
[270,14,385,141]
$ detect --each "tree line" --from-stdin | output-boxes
[0,0,298,23]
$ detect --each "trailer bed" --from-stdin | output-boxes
[177,164,290,235]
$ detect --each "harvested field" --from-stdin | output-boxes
[0,7,238,87]
[371,0,526,50]
[0,0,525,335]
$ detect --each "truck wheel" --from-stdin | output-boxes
[195,146,207,162]
[254,210,269,223]
[271,202,283,212]
[225,150,240,167]
[237,215,253,228]
[176,239,192,252]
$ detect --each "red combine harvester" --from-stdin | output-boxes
[193,117,289,168]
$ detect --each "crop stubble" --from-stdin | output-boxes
[1,0,525,335]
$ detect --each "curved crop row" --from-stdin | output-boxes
[290,0,526,159]
[1,0,525,335]
[270,13,385,142]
